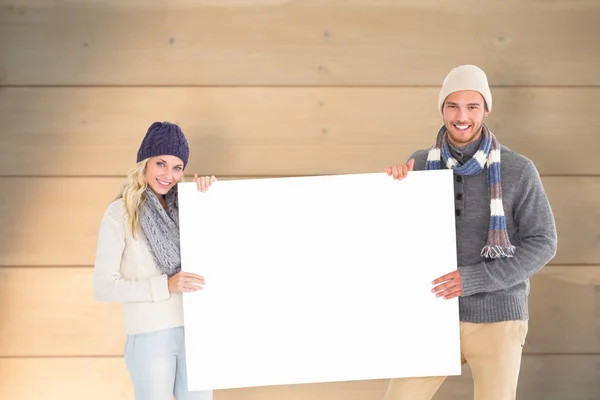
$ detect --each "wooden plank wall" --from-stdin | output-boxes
[0,1,599,399]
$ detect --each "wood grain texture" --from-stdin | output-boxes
[1,1,598,85]
[544,177,600,267]
[0,356,598,400]
[1,1,597,398]
[525,266,600,354]
[0,265,597,357]
[0,358,135,400]
[3,0,600,5]
[0,87,598,176]
[0,267,124,357]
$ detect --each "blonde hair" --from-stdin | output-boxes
[115,159,150,237]
[115,158,187,237]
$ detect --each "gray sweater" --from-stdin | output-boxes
[409,137,557,323]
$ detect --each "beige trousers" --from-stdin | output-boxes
[382,320,528,400]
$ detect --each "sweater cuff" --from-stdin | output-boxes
[150,274,170,302]
[458,262,487,297]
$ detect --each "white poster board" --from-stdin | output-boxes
[178,170,460,391]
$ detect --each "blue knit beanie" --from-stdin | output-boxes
[136,121,190,169]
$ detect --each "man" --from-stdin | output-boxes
[383,65,558,400]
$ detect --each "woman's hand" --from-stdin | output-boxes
[193,174,217,192]
[167,272,206,293]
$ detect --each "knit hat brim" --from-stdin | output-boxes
[438,65,492,114]
[136,121,190,168]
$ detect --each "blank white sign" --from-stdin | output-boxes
[178,170,460,392]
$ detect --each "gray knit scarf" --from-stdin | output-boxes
[425,124,516,259]
[139,186,182,276]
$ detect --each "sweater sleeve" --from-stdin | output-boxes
[458,161,558,296]
[93,205,171,303]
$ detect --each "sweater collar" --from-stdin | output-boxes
[448,135,483,164]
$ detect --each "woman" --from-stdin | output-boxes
[93,121,215,400]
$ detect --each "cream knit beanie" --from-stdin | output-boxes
[438,65,492,114]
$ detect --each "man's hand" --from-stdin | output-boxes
[432,270,463,300]
[384,158,415,181]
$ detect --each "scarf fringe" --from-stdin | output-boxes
[480,245,516,259]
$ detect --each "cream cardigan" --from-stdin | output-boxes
[93,199,184,335]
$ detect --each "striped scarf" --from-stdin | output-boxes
[425,124,516,259]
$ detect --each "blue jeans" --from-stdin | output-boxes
[124,326,213,400]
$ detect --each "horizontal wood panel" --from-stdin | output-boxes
[0,177,596,266]
[0,266,597,357]
[544,178,600,266]
[3,0,600,5]
[1,2,598,85]
[0,267,124,357]
[1,0,308,4]
[525,266,600,354]
[0,356,597,400]
[0,358,135,400]
[0,87,598,176]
